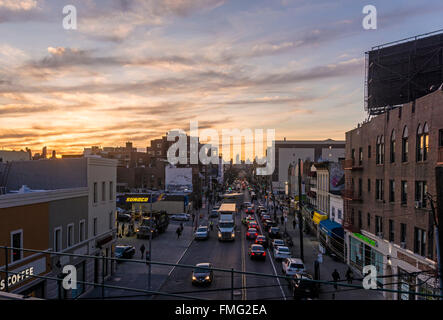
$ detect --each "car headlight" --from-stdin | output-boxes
[136,229,139,232]
[231,232,235,238]
[205,276,210,280]
[218,232,222,238]
[192,276,197,280]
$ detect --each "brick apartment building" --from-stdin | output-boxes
[343,89,443,299]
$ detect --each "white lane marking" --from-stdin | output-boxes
[168,238,194,277]
[253,201,287,300]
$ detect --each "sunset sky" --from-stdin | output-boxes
[1,0,443,156]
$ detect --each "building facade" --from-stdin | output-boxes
[272,139,345,192]
[343,89,443,299]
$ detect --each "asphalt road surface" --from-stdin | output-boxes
[156,190,292,300]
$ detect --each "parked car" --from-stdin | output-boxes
[263,219,275,229]
[114,245,135,261]
[192,263,213,285]
[273,246,291,260]
[282,258,305,276]
[246,228,258,240]
[255,235,268,248]
[268,227,282,239]
[290,273,318,300]
[194,226,209,240]
[261,214,271,222]
[248,244,266,260]
[270,239,285,250]
[170,213,191,221]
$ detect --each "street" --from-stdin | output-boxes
[157,189,290,300]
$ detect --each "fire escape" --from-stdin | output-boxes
[342,158,363,233]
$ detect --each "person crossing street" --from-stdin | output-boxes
[140,243,145,259]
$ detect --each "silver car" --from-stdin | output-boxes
[194,226,209,240]
[170,213,190,221]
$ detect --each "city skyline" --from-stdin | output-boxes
[1,0,443,156]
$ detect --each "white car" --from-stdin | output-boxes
[271,239,285,250]
[170,213,191,221]
[194,226,209,240]
[282,258,305,276]
[273,246,291,260]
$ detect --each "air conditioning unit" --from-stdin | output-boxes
[415,201,422,209]
[400,242,406,249]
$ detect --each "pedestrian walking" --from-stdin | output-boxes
[180,222,184,232]
[280,215,284,225]
[176,227,182,239]
[292,219,296,230]
[345,267,354,284]
[210,220,214,231]
[122,223,126,237]
[140,244,145,259]
[332,269,340,290]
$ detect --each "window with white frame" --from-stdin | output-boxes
[79,220,86,242]
[54,227,62,252]
[109,181,113,200]
[93,218,98,236]
[102,181,106,201]
[67,223,74,247]
[11,229,23,262]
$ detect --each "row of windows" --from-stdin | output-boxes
[351,211,433,259]
[93,181,114,203]
[352,178,428,207]
[8,213,116,264]
[351,125,441,165]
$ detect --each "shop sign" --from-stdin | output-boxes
[0,257,46,291]
[353,233,378,247]
[126,197,149,203]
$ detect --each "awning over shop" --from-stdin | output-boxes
[319,219,344,238]
[312,211,328,225]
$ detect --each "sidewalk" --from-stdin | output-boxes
[275,207,384,300]
[83,220,194,300]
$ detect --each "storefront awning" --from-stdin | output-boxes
[312,211,328,225]
[319,219,344,238]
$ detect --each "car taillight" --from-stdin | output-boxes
[263,252,266,256]
[255,233,258,236]
[251,252,255,255]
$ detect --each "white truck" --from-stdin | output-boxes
[217,203,236,241]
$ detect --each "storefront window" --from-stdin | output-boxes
[350,236,384,286]
[398,268,416,300]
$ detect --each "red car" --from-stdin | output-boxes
[248,244,266,260]
[248,221,260,231]
[246,228,258,239]
[255,235,268,248]
[246,206,254,214]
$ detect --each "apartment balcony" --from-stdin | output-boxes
[344,159,363,171]
[341,189,362,202]
[438,147,443,164]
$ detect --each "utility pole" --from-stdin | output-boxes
[148,191,153,291]
[298,158,304,261]
[433,166,443,298]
